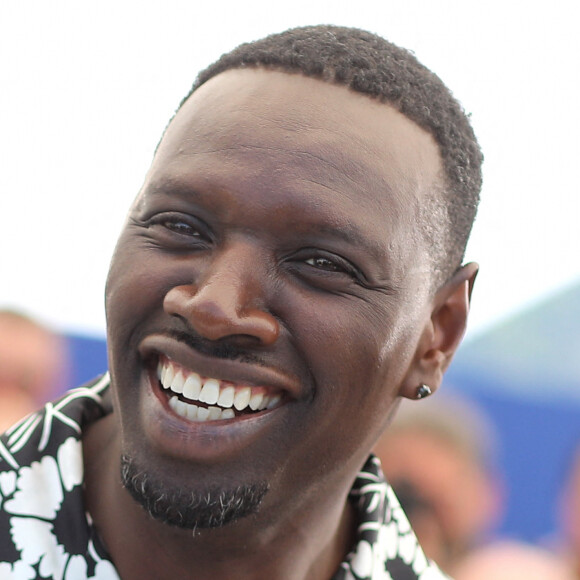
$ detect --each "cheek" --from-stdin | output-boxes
[106,267,155,342]
[288,295,415,386]
[279,290,412,426]
[106,240,187,334]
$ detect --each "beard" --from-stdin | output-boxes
[120,454,269,530]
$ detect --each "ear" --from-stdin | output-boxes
[399,262,478,400]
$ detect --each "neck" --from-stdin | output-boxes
[83,415,357,580]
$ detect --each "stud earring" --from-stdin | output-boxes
[416,384,432,400]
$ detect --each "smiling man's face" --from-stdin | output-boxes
[105,69,444,529]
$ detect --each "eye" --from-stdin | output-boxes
[305,256,345,272]
[147,212,207,237]
[140,211,212,249]
[161,218,201,237]
[290,248,361,281]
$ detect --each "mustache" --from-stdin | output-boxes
[167,328,266,366]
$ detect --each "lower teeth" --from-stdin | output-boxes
[169,395,235,422]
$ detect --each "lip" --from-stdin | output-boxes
[136,333,303,462]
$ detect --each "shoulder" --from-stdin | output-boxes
[0,373,119,577]
[1,373,111,468]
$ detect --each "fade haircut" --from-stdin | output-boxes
[177,25,483,288]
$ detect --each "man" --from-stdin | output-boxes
[0,25,482,579]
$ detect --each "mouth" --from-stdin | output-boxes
[156,356,282,423]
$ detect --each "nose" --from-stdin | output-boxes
[163,243,280,346]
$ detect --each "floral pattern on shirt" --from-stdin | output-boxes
[1,374,448,580]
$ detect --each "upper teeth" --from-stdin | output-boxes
[157,359,281,422]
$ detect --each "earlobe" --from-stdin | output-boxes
[399,262,479,400]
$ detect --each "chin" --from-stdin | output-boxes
[120,453,269,530]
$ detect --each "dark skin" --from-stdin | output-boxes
[83,69,477,579]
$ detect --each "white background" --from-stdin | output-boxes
[1,0,578,338]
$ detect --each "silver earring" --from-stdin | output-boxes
[416,384,432,400]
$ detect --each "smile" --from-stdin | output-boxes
[157,357,282,423]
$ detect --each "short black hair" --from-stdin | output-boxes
[178,25,483,287]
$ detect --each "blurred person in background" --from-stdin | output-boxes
[453,541,575,580]
[556,442,580,578]
[375,394,577,578]
[0,309,68,431]
[373,394,502,575]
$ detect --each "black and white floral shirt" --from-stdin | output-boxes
[0,375,448,580]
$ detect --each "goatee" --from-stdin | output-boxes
[120,454,269,529]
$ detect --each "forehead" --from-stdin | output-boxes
[156,68,441,188]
